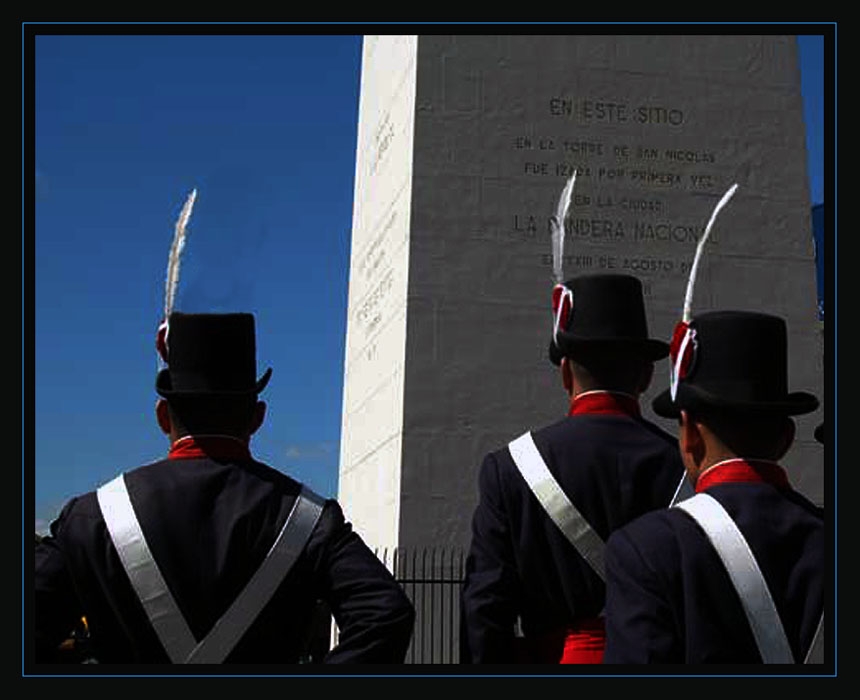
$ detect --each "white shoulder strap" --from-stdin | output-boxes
[185,485,324,664]
[97,474,196,662]
[508,431,605,580]
[675,492,795,663]
[97,474,324,663]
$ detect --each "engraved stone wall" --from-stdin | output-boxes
[340,35,823,552]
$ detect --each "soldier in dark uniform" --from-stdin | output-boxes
[602,310,824,664]
[460,274,689,665]
[34,312,415,666]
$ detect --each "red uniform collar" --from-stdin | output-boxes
[569,390,641,418]
[695,457,790,493]
[168,435,252,461]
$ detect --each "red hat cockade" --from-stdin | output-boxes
[669,320,697,401]
[156,318,170,365]
[551,283,574,348]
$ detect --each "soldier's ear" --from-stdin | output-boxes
[561,357,574,394]
[678,410,704,485]
[155,399,171,436]
[249,400,266,436]
[678,410,706,464]
[774,417,796,460]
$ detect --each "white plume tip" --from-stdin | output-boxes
[681,183,738,323]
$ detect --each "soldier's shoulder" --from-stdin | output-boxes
[636,416,681,447]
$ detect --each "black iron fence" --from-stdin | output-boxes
[324,547,466,664]
[381,547,466,664]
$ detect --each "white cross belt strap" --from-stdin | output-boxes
[508,431,606,580]
[675,492,823,664]
[97,474,196,662]
[97,474,325,663]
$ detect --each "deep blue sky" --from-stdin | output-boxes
[28,30,829,535]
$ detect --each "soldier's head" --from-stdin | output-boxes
[548,274,668,397]
[652,310,818,478]
[154,312,271,442]
[561,348,655,397]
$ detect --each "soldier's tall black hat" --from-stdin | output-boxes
[652,310,818,418]
[155,312,272,398]
[548,273,670,365]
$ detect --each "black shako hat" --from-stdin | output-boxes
[652,310,818,418]
[548,273,669,366]
[155,312,272,398]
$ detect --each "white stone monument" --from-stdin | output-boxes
[338,35,823,555]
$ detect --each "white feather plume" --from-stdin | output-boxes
[164,188,197,318]
[682,183,738,322]
[550,172,577,284]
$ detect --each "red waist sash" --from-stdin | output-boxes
[517,617,605,664]
[559,617,605,664]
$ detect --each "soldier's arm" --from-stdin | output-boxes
[35,524,87,663]
[460,452,521,663]
[311,501,415,664]
[603,521,679,664]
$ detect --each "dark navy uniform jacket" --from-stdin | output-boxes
[603,460,824,664]
[460,392,687,663]
[34,439,415,665]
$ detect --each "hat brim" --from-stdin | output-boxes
[652,384,819,419]
[554,334,670,364]
[156,367,272,398]
[814,422,824,444]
